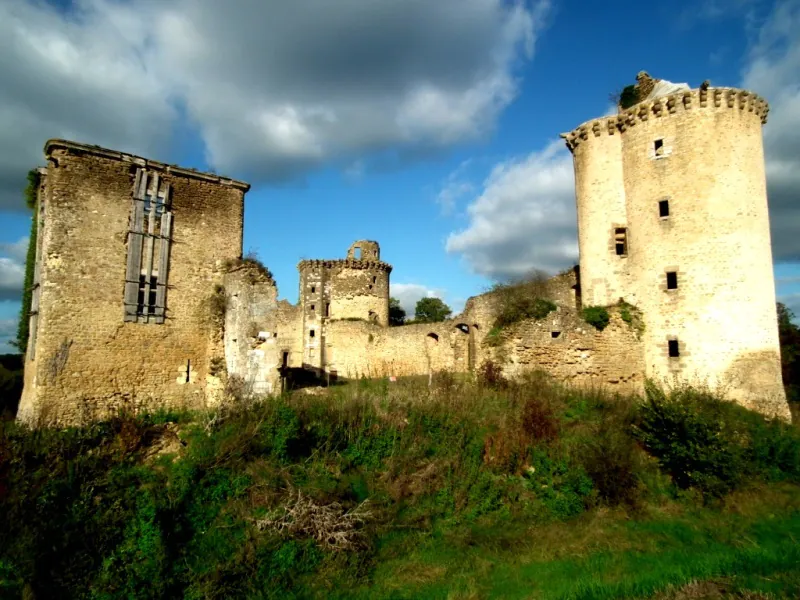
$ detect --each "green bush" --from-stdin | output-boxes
[490,275,557,331]
[582,306,610,331]
[619,84,639,109]
[633,382,800,499]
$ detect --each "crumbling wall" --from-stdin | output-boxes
[17,140,248,425]
[224,263,282,397]
[491,306,644,393]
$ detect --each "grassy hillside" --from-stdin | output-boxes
[1,371,799,599]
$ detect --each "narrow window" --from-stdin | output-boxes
[372,276,377,284]
[136,274,159,316]
[551,331,561,338]
[282,351,289,369]
[185,359,191,384]
[311,286,316,293]
[124,169,172,324]
[354,247,362,259]
[659,199,670,218]
[654,139,664,156]
[309,329,315,338]
[668,339,680,358]
[325,302,330,317]
[666,271,678,290]
[614,227,628,256]
[310,304,315,311]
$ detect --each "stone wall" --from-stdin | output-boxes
[17,140,249,425]
[492,306,645,393]
[224,263,282,397]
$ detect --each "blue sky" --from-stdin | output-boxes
[1,0,799,353]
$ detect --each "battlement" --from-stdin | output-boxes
[45,139,251,191]
[560,87,770,152]
[297,259,393,273]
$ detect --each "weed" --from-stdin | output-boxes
[582,305,611,331]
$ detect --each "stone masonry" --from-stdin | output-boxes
[16,73,792,424]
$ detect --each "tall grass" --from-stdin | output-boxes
[1,372,798,599]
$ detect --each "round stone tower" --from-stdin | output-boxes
[297,240,392,370]
[563,77,788,417]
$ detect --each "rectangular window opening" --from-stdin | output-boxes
[654,139,664,156]
[659,199,670,218]
[309,329,315,338]
[614,227,628,256]
[666,271,678,290]
[325,302,330,317]
[311,286,316,293]
[136,274,158,316]
[668,339,680,358]
[311,304,315,311]
[354,247,362,259]
[551,331,561,339]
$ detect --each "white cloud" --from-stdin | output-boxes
[0,258,24,302]
[0,0,552,209]
[0,317,18,354]
[0,237,28,264]
[390,283,444,316]
[741,0,800,261]
[445,140,578,280]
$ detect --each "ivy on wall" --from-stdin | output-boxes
[14,169,40,355]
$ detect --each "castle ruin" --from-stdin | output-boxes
[16,73,791,424]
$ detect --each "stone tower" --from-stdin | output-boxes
[563,77,789,418]
[17,139,249,425]
[297,240,392,371]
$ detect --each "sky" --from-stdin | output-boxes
[1,0,799,353]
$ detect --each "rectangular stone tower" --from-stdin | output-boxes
[17,140,250,425]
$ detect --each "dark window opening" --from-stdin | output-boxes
[551,331,561,338]
[368,284,373,290]
[666,271,678,290]
[282,352,289,369]
[311,304,315,311]
[654,139,664,156]
[427,333,439,342]
[185,359,191,384]
[136,274,158,316]
[311,286,316,293]
[614,228,628,256]
[659,199,670,218]
[372,276,377,284]
[309,329,315,338]
[456,324,469,333]
[668,339,680,358]
[325,303,330,317]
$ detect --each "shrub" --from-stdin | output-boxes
[582,306,610,331]
[478,360,507,389]
[491,275,557,330]
[520,396,558,443]
[619,84,639,110]
[581,428,641,507]
[633,383,746,498]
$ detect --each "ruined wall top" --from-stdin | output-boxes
[44,139,251,191]
[347,240,381,261]
[559,86,769,152]
[297,258,392,273]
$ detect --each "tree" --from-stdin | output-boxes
[389,297,406,326]
[414,297,452,324]
[777,302,800,402]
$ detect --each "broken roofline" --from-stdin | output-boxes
[43,139,251,192]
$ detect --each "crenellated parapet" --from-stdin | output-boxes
[297,259,393,273]
[560,87,770,152]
